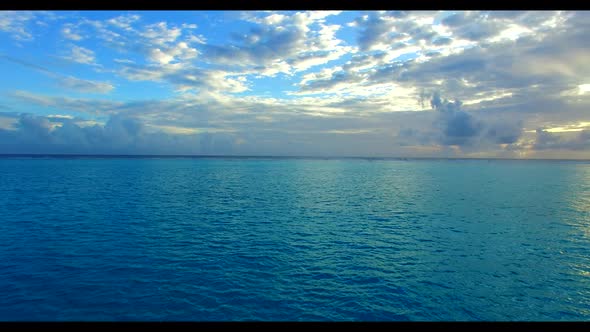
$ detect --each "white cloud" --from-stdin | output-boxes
[47,114,74,119]
[0,11,36,40]
[113,58,134,64]
[62,45,96,65]
[59,76,114,94]
[118,63,175,81]
[107,14,141,30]
[149,48,175,65]
[147,42,198,65]
[487,24,532,43]
[578,84,590,94]
[263,13,287,25]
[140,22,182,45]
[182,23,198,29]
[187,34,206,44]
[61,23,83,40]
[258,60,292,77]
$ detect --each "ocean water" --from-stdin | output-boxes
[0,156,589,321]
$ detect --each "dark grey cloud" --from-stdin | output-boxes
[485,11,526,20]
[440,12,472,27]
[432,37,452,46]
[393,18,438,42]
[399,92,524,149]
[354,11,441,51]
[484,120,523,144]
[441,12,504,41]
[430,92,484,146]
[0,113,236,155]
[356,13,397,51]
[439,108,483,145]
[367,63,404,84]
[533,129,590,151]
[299,69,363,93]
[203,25,304,66]
[200,12,348,72]
[0,110,422,157]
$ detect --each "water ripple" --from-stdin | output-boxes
[0,158,589,321]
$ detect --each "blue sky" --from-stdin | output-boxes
[0,10,589,158]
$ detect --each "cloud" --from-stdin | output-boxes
[62,45,96,65]
[58,76,114,94]
[368,12,587,116]
[484,120,523,144]
[295,10,589,111]
[201,11,350,75]
[0,11,36,40]
[116,61,249,94]
[107,14,141,31]
[147,42,199,65]
[50,12,349,96]
[0,84,580,158]
[83,14,199,61]
[430,92,484,146]
[533,129,590,151]
[299,69,363,93]
[168,69,250,93]
[0,113,238,155]
[61,23,83,40]
[355,11,406,51]
[397,91,524,150]
[66,14,210,91]
[202,24,306,67]
[9,90,122,114]
[0,55,113,94]
[3,89,425,157]
[441,12,503,41]
[140,21,182,45]
[0,54,54,74]
[352,11,458,55]
[0,11,60,41]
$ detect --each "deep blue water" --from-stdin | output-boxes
[1,157,589,321]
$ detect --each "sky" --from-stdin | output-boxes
[0,10,589,158]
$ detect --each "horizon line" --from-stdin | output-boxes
[0,154,589,162]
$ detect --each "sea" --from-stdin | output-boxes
[0,156,589,321]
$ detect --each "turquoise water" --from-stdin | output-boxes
[1,157,589,321]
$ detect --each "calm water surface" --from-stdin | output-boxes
[1,157,589,321]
